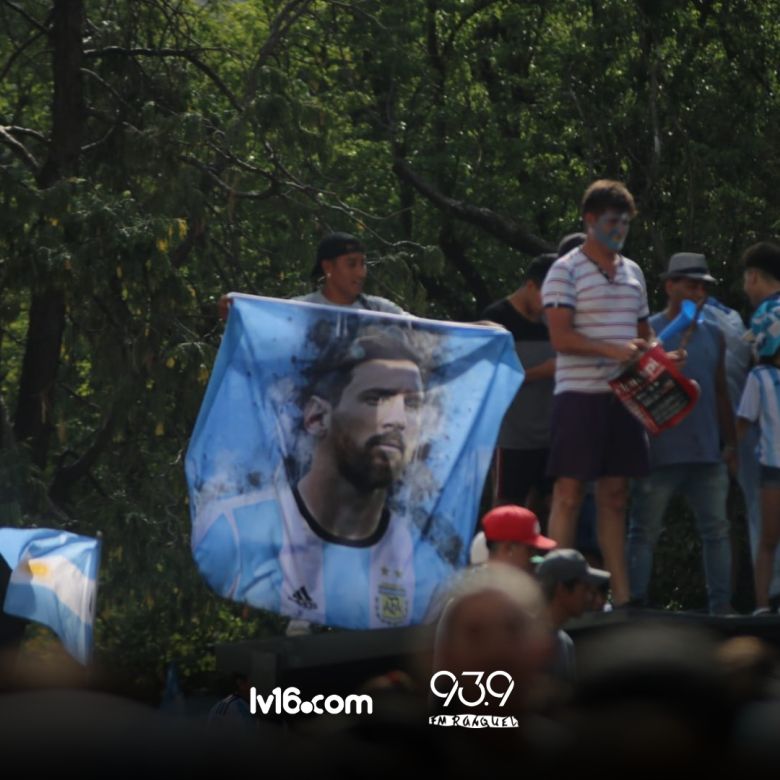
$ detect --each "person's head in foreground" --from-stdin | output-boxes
[432,563,551,716]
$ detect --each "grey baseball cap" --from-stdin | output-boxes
[535,548,610,587]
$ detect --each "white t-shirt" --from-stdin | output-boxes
[737,365,780,468]
[541,248,649,393]
[295,290,405,315]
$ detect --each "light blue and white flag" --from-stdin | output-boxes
[186,295,523,629]
[0,528,101,664]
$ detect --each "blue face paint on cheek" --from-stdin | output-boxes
[594,213,630,252]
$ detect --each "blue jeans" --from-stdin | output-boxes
[627,462,732,613]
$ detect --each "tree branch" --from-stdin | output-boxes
[0,125,39,173]
[83,46,243,112]
[49,406,117,503]
[1,0,49,34]
[244,0,314,103]
[81,66,134,110]
[0,29,46,84]
[445,0,502,54]
[205,140,275,180]
[392,158,552,255]
[3,124,47,143]
[80,125,116,155]
[180,154,277,200]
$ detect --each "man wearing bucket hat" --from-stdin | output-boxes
[627,252,737,615]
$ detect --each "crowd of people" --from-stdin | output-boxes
[227,177,780,617]
[203,177,780,768]
[8,179,780,770]
[478,179,780,617]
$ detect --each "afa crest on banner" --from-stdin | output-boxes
[185,295,523,629]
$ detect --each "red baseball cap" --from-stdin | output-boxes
[481,505,557,550]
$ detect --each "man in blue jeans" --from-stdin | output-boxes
[627,252,737,614]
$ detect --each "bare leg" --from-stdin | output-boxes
[548,477,586,548]
[755,486,780,609]
[595,476,631,606]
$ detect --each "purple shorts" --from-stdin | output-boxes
[547,392,650,480]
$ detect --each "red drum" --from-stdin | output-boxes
[608,345,700,435]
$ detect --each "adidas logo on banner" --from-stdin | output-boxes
[289,586,317,610]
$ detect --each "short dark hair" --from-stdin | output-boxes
[311,232,365,279]
[581,180,637,218]
[305,326,424,407]
[557,233,586,257]
[524,253,557,286]
[741,241,780,283]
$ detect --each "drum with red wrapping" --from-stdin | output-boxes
[608,345,700,435]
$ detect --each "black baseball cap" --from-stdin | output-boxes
[535,549,610,587]
[312,232,366,279]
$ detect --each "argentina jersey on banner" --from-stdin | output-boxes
[185,295,523,629]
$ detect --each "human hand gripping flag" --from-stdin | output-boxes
[0,528,101,665]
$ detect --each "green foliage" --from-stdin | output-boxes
[1,0,779,692]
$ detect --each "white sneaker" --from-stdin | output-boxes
[752,607,773,616]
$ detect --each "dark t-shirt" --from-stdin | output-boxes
[482,298,555,450]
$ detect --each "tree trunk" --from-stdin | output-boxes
[13,0,83,468]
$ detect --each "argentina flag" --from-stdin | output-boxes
[0,528,100,664]
[186,294,523,629]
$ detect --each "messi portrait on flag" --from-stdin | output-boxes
[186,295,522,630]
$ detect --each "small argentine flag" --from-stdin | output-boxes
[0,528,101,665]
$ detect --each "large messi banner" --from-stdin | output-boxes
[185,294,523,629]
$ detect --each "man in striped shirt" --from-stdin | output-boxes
[541,180,651,607]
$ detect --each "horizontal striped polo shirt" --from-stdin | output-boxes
[737,365,780,468]
[541,247,649,393]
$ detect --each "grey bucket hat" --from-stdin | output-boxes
[660,252,717,284]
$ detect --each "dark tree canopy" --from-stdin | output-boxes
[0,0,776,690]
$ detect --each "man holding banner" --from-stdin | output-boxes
[219,232,405,319]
